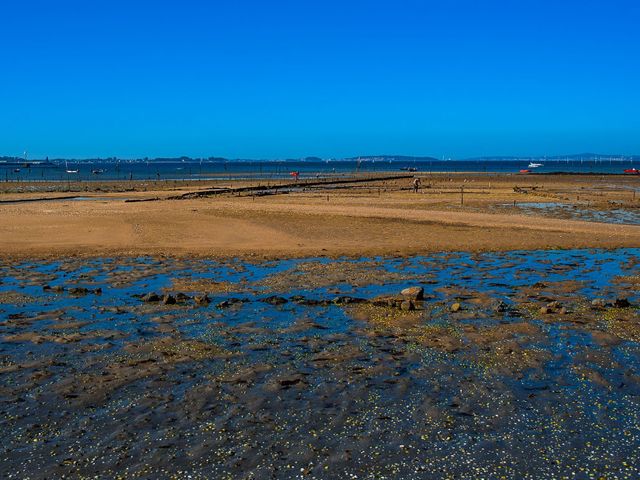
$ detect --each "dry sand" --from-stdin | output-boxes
[1,174,639,259]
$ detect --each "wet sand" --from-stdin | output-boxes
[1,252,639,478]
[1,173,639,259]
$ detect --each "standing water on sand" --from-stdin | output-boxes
[1,250,639,478]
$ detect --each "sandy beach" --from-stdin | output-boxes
[1,173,639,259]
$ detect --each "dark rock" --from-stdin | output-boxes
[290,296,327,306]
[68,287,89,296]
[494,301,509,313]
[332,296,367,305]
[43,284,65,293]
[262,295,288,305]
[162,294,176,305]
[371,295,399,307]
[194,294,210,306]
[217,298,245,309]
[400,300,415,311]
[142,292,160,302]
[175,292,190,302]
[614,298,631,308]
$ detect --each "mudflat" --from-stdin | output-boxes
[1,250,639,478]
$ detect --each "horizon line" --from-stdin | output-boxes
[2,152,639,162]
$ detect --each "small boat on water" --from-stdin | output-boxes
[92,168,106,175]
[623,168,639,174]
[400,167,418,172]
[528,162,543,168]
[65,161,78,174]
[519,169,531,174]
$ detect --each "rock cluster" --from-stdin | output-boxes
[43,285,101,296]
[132,285,438,313]
[591,297,633,309]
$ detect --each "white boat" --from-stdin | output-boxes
[65,161,79,174]
[528,162,543,168]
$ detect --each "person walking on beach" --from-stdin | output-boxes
[413,177,421,193]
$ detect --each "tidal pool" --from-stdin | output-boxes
[497,201,640,225]
[1,250,639,479]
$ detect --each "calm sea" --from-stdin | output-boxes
[1,159,638,182]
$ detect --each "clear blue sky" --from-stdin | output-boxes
[1,0,639,159]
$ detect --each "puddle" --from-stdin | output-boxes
[0,196,132,204]
[68,196,131,202]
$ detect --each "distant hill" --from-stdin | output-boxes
[2,153,638,162]
[345,155,440,162]
[466,153,640,162]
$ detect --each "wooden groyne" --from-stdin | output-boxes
[162,174,415,201]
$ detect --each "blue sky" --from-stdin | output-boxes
[1,0,639,159]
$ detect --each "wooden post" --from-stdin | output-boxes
[460,186,464,206]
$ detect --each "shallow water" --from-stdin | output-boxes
[1,250,639,478]
[0,196,132,204]
[498,202,640,225]
[2,158,639,182]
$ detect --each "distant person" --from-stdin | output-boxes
[413,177,421,193]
